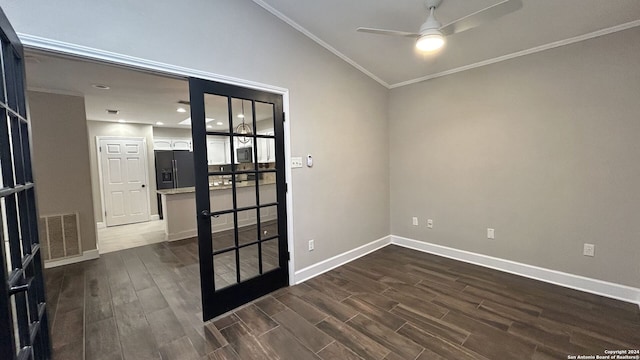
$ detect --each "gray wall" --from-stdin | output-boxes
[28,91,97,252]
[87,121,157,223]
[389,27,640,288]
[3,0,390,270]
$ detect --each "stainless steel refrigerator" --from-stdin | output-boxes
[155,150,195,218]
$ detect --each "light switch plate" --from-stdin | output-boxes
[487,228,495,239]
[427,219,433,229]
[291,157,303,168]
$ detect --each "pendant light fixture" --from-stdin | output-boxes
[235,100,253,143]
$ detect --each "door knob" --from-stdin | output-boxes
[200,210,210,219]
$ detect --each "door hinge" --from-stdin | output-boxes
[104,211,107,216]
[286,252,290,261]
[285,183,288,193]
[99,146,102,152]
[283,112,286,122]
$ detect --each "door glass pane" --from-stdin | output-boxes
[211,212,233,234]
[233,137,255,167]
[1,198,10,272]
[239,244,259,281]
[209,176,233,212]
[231,98,254,137]
[260,205,278,239]
[255,102,275,133]
[10,296,19,353]
[235,174,256,209]
[258,175,277,205]
[237,209,258,246]
[256,138,275,164]
[214,250,236,290]
[262,239,279,273]
[205,94,230,133]
[206,135,229,168]
[212,225,235,253]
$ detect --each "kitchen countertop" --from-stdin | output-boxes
[157,180,275,195]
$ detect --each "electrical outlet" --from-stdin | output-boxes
[583,243,595,257]
[291,157,303,168]
[427,219,433,229]
[412,217,419,226]
[308,239,315,251]
[487,228,495,239]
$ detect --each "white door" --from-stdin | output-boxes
[99,138,150,226]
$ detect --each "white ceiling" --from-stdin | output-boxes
[25,51,191,127]
[24,52,274,130]
[253,0,640,87]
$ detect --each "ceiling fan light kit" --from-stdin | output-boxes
[416,4,445,52]
[357,0,523,55]
[416,29,445,52]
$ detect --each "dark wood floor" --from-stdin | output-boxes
[45,243,640,360]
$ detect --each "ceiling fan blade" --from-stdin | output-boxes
[357,27,420,38]
[439,0,522,36]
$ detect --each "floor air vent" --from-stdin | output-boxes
[39,213,82,261]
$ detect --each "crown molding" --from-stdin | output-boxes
[251,0,391,89]
[388,19,640,88]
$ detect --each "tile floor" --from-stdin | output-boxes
[45,243,640,360]
[97,220,166,254]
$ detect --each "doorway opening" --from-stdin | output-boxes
[23,48,292,320]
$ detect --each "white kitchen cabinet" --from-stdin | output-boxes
[153,139,173,150]
[172,139,192,151]
[154,138,192,151]
[207,138,227,165]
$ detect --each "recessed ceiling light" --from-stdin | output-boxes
[206,125,213,129]
[92,84,110,90]
[176,107,187,113]
[237,114,245,119]
[156,122,164,126]
[179,117,215,126]
[216,121,224,126]
[118,119,126,123]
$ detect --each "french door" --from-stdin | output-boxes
[0,7,52,360]
[189,78,289,321]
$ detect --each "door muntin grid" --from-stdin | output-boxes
[0,8,51,360]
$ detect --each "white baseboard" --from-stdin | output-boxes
[167,229,197,242]
[391,235,640,306]
[293,236,391,284]
[150,215,160,221]
[96,222,106,229]
[44,249,100,269]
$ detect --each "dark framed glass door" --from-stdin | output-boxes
[0,7,52,360]
[189,78,288,321]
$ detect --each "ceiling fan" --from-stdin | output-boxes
[357,0,523,52]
